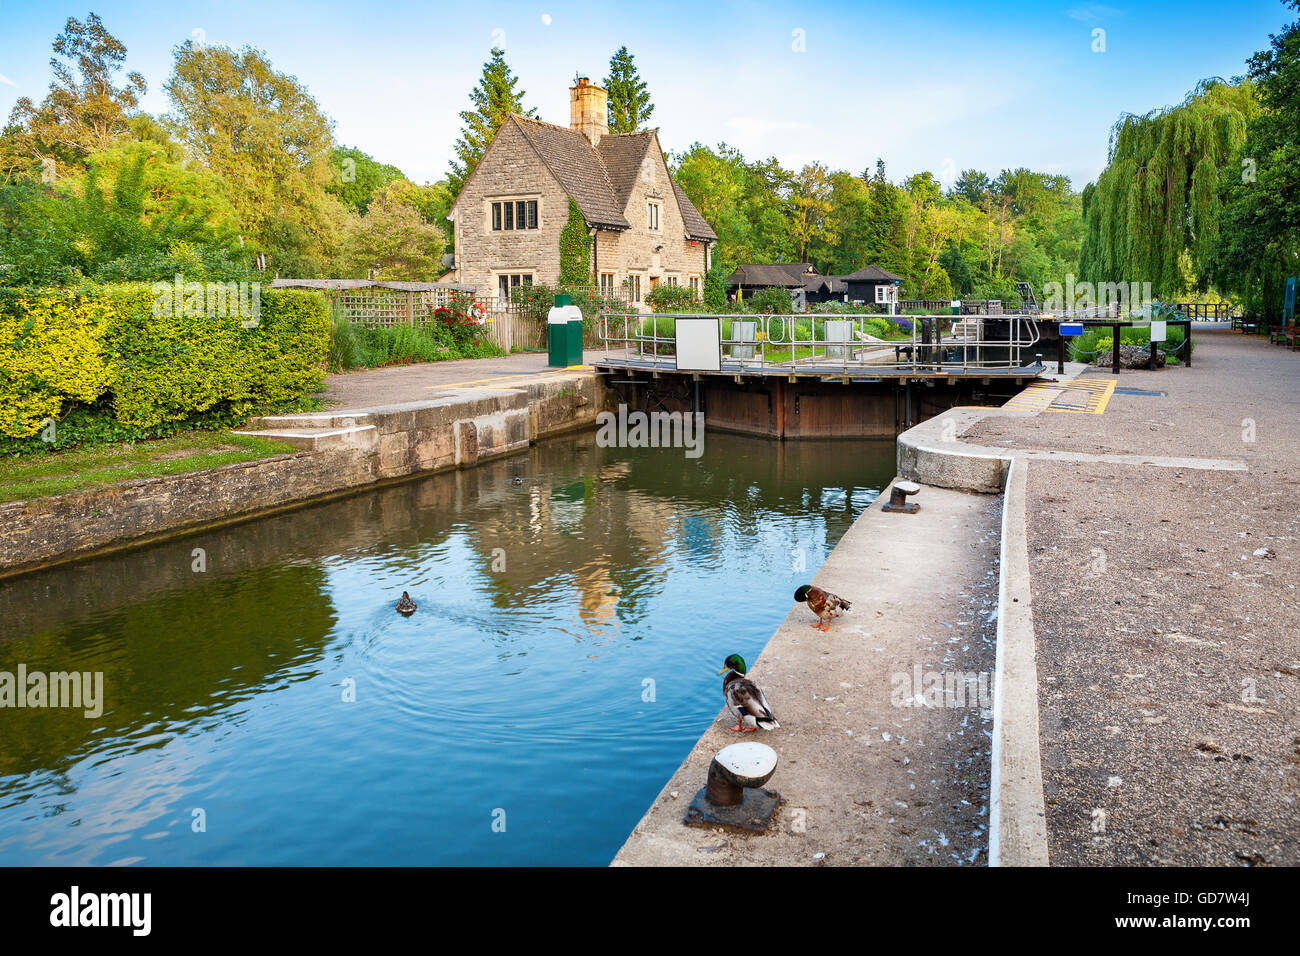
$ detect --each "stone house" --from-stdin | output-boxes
[446,77,717,310]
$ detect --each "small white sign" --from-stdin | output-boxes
[675,318,721,372]
[1150,320,1167,342]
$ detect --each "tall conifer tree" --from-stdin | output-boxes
[449,48,535,194]
[604,47,654,133]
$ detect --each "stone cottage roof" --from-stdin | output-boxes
[511,116,628,229]
[671,181,718,242]
[473,115,718,241]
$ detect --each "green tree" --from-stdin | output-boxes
[1078,78,1255,298]
[4,13,147,177]
[921,264,954,300]
[951,169,991,204]
[1207,1,1300,317]
[336,181,445,279]
[789,163,836,263]
[163,41,341,275]
[864,160,911,281]
[449,48,535,194]
[558,198,591,283]
[604,47,654,134]
[326,146,404,215]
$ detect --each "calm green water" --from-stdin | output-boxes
[0,431,895,865]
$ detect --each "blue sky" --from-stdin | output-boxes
[0,1,1290,189]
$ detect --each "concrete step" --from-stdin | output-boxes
[234,424,378,452]
[245,411,371,430]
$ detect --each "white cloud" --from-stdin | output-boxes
[1067,5,1124,21]
[0,73,16,87]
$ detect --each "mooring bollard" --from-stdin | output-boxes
[881,479,921,513]
[684,741,780,832]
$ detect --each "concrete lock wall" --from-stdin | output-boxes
[0,372,603,578]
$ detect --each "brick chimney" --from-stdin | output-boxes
[570,77,608,146]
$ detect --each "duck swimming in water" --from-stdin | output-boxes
[511,476,524,486]
[396,591,417,615]
[717,654,779,732]
[795,584,851,632]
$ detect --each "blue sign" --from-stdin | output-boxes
[1285,276,1296,325]
[1059,322,1084,336]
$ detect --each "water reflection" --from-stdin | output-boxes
[0,432,894,865]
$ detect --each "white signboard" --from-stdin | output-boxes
[1150,320,1167,342]
[675,318,722,371]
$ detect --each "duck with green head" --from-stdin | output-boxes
[717,654,779,732]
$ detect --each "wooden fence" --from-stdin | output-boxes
[1176,302,1237,321]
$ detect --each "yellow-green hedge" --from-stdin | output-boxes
[0,284,330,439]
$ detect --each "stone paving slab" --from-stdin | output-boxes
[613,482,1002,866]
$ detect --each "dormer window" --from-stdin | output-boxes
[647,202,660,231]
[491,199,539,231]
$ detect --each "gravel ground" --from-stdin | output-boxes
[968,328,1300,865]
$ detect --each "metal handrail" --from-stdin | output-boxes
[597,312,1047,375]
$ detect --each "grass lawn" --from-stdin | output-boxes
[759,336,914,364]
[0,431,298,503]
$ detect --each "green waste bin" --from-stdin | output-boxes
[547,293,584,366]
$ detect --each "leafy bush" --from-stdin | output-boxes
[1067,322,1192,362]
[645,283,707,313]
[0,283,331,451]
[511,282,628,345]
[741,286,793,314]
[327,295,504,371]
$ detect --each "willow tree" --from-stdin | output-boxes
[1078,79,1255,298]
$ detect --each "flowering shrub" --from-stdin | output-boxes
[424,291,487,349]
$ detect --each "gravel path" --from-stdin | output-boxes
[967,328,1300,865]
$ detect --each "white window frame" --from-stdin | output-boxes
[647,202,660,231]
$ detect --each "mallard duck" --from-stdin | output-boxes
[717,654,779,733]
[795,584,851,632]
[396,591,418,616]
[511,476,524,486]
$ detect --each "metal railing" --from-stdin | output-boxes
[597,313,1045,375]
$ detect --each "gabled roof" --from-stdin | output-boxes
[671,181,718,242]
[803,275,848,294]
[453,114,718,242]
[726,264,808,288]
[844,265,904,283]
[511,116,629,229]
[597,130,657,211]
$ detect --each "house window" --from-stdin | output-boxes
[689,276,700,293]
[874,284,897,304]
[600,272,615,297]
[666,276,678,287]
[498,273,533,301]
[624,274,641,303]
[647,202,660,231]
[491,199,539,231]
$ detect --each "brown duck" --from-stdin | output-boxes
[717,654,779,732]
[795,584,851,632]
